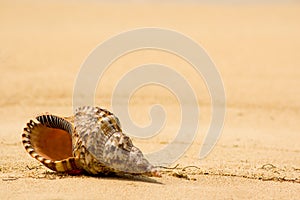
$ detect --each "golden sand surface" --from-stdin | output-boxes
[0,1,299,199]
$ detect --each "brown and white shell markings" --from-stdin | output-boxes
[22,106,160,177]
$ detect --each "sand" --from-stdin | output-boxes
[0,1,299,199]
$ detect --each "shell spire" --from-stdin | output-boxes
[74,106,160,177]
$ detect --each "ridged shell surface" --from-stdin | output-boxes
[74,106,158,175]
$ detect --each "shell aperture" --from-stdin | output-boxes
[22,115,83,174]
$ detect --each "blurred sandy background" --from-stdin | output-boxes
[0,0,300,199]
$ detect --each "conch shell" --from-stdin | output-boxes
[22,106,160,177]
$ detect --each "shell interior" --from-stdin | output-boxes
[22,115,82,174]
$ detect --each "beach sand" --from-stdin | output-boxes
[0,1,299,199]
